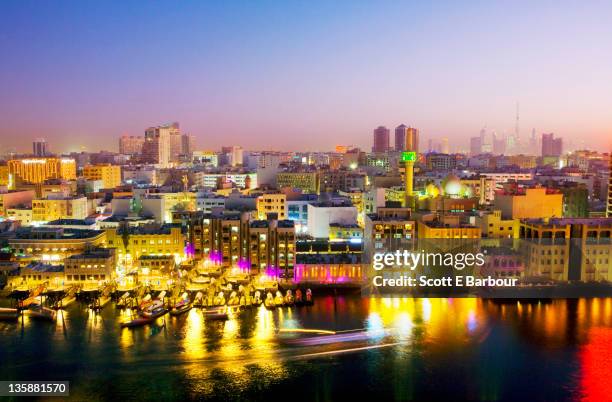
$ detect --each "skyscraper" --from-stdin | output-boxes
[181,134,195,158]
[395,125,419,152]
[541,133,563,157]
[142,122,178,167]
[406,127,419,153]
[372,126,390,153]
[33,138,48,157]
[394,125,407,151]
[470,137,482,156]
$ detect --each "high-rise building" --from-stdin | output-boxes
[170,133,181,161]
[142,123,178,167]
[394,125,407,151]
[372,126,390,153]
[407,127,419,153]
[181,134,195,158]
[541,133,563,157]
[470,137,482,156]
[118,136,144,155]
[33,138,49,157]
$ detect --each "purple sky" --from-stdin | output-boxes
[1,1,611,154]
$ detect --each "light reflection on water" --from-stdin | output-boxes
[1,297,611,401]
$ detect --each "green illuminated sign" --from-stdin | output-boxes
[401,151,417,162]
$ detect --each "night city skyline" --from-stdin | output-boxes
[2,1,612,153]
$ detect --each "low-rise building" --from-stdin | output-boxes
[64,248,116,284]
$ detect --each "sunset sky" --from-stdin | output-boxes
[1,1,611,153]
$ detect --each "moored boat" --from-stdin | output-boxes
[120,316,152,328]
[203,305,228,320]
[142,305,168,319]
[264,292,276,310]
[170,293,192,316]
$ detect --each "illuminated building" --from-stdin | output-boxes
[6,207,33,225]
[64,248,116,284]
[494,186,563,220]
[32,196,88,222]
[160,192,197,223]
[194,172,257,190]
[364,207,415,261]
[417,215,481,239]
[8,227,106,263]
[142,122,178,167]
[192,151,219,167]
[479,246,524,278]
[119,135,144,155]
[185,211,296,272]
[307,201,358,239]
[83,164,122,189]
[256,193,287,220]
[479,172,534,195]
[11,262,64,288]
[276,171,319,194]
[519,218,612,281]
[249,220,295,274]
[329,223,363,242]
[8,157,77,185]
[473,210,518,238]
[319,170,366,192]
[138,255,176,287]
[286,194,317,234]
[105,224,185,267]
[372,126,390,153]
[0,190,35,217]
[0,164,10,187]
[195,192,226,213]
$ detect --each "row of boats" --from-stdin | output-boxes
[120,288,314,328]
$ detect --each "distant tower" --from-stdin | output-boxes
[33,138,48,156]
[394,124,407,151]
[515,102,520,141]
[372,126,390,153]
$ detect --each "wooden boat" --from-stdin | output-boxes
[294,289,304,306]
[26,306,56,322]
[274,291,284,307]
[142,306,168,319]
[264,293,276,310]
[0,307,20,321]
[203,306,228,321]
[304,289,314,306]
[116,292,130,309]
[170,294,192,316]
[120,316,152,328]
[284,290,295,306]
[192,291,204,307]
